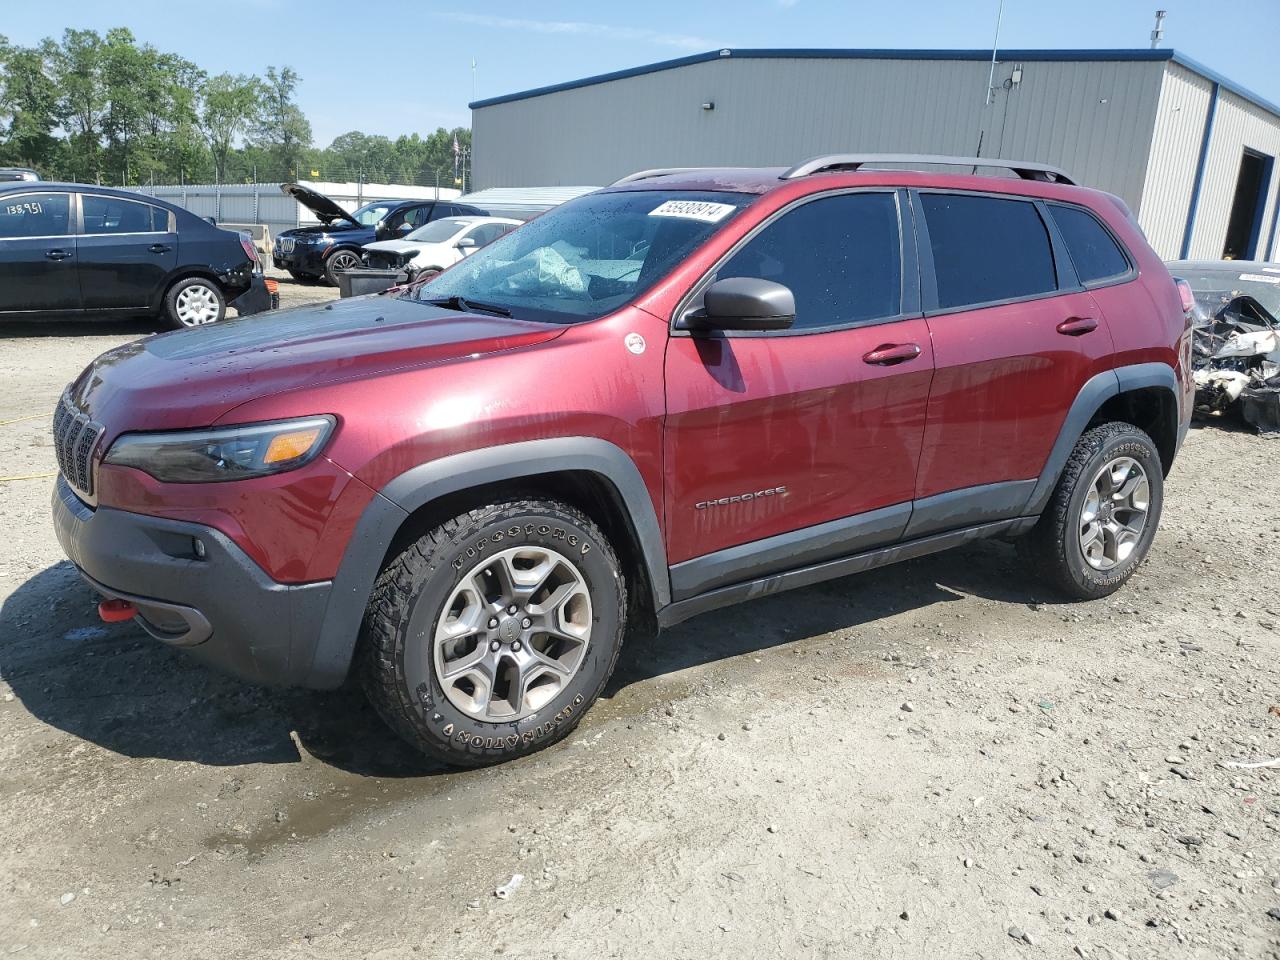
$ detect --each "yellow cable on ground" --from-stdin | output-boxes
[0,471,57,482]
[0,414,45,427]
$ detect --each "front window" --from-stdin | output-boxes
[406,217,471,243]
[351,203,394,226]
[409,190,754,324]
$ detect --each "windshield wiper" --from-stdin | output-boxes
[421,294,511,317]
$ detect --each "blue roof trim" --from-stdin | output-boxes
[469,47,1280,121]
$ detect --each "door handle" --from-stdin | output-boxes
[862,342,922,365]
[1056,316,1099,336]
[148,243,172,254]
[45,249,71,261]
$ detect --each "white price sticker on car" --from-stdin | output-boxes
[648,200,736,223]
[1238,272,1280,284]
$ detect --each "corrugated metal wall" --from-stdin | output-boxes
[1138,63,1214,259]
[473,55,1164,210]
[1181,85,1280,260]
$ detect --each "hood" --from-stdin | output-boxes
[68,295,567,434]
[280,182,360,227]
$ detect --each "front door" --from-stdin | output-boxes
[910,190,1113,535]
[0,190,80,313]
[76,193,177,310]
[663,190,935,592]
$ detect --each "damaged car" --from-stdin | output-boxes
[272,183,487,286]
[361,216,521,281]
[1168,259,1280,434]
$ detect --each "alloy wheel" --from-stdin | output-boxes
[1079,456,1150,571]
[433,546,592,721]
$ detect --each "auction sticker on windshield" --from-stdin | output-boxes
[648,200,737,223]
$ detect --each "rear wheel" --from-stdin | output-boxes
[323,249,362,286]
[1018,422,1163,599]
[164,277,225,329]
[360,498,627,767]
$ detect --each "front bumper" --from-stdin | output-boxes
[227,273,275,316]
[272,243,326,275]
[51,476,336,688]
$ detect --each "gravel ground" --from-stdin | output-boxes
[0,281,1277,959]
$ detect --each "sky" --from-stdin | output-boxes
[3,0,1278,147]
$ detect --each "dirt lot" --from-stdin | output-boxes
[1,281,1277,959]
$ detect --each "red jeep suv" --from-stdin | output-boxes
[52,155,1193,766]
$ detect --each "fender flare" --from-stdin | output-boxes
[304,437,669,687]
[1024,362,1180,515]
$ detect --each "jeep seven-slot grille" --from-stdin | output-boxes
[52,393,105,498]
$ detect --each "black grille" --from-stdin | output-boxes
[52,393,105,498]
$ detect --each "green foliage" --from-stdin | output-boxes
[0,29,471,188]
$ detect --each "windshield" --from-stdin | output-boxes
[406,218,472,243]
[407,190,753,323]
[1177,265,1280,321]
[351,203,394,226]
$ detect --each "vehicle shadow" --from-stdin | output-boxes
[0,318,163,339]
[2,538,1052,778]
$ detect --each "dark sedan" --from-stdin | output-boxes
[0,183,271,328]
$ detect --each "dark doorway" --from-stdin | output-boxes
[1222,148,1273,260]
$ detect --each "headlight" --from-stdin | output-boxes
[103,416,336,483]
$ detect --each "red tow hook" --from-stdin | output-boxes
[97,598,137,623]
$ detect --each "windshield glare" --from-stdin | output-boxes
[406,218,471,243]
[408,190,752,323]
[352,203,393,226]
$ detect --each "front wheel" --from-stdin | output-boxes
[1017,422,1164,600]
[360,499,627,767]
[164,277,226,329]
[323,249,362,286]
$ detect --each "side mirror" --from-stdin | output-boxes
[688,277,796,332]
[455,237,478,250]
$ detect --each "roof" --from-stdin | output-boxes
[469,47,1280,121]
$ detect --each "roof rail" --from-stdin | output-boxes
[780,153,1076,185]
[611,167,720,186]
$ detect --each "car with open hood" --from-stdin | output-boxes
[271,182,487,285]
[360,215,522,280]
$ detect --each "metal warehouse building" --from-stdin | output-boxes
[471,48,1280,262]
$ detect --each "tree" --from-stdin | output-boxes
[0,35,61,170]
[201,73,261,182]
[48,29,106,181]
[251,65,311,179]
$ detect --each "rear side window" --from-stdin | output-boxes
[921,193,1056,310]
[1049,204,1130,284]
[0,192,70,238]
[82,195,168,234]
[716,192,901,330]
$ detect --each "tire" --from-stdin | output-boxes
[360,498,627,767]
[323,248,362,286]
[164,277,226,329]
[415,267,442,282]
[1017,422,1164,600]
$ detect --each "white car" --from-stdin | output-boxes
[361,216,522,278]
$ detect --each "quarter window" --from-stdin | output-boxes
[716,192,902,329]
[0,192,70,238]
[921,193,1057,310]
[1049,204,1130,284]
[82,195,168,234]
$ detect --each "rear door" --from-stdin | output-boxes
[0,190,79,313]
[909,190,1112,536]
[663,190,935,587]
[76,193,176,310]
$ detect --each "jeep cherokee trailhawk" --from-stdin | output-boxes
[52,155,1193,766]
